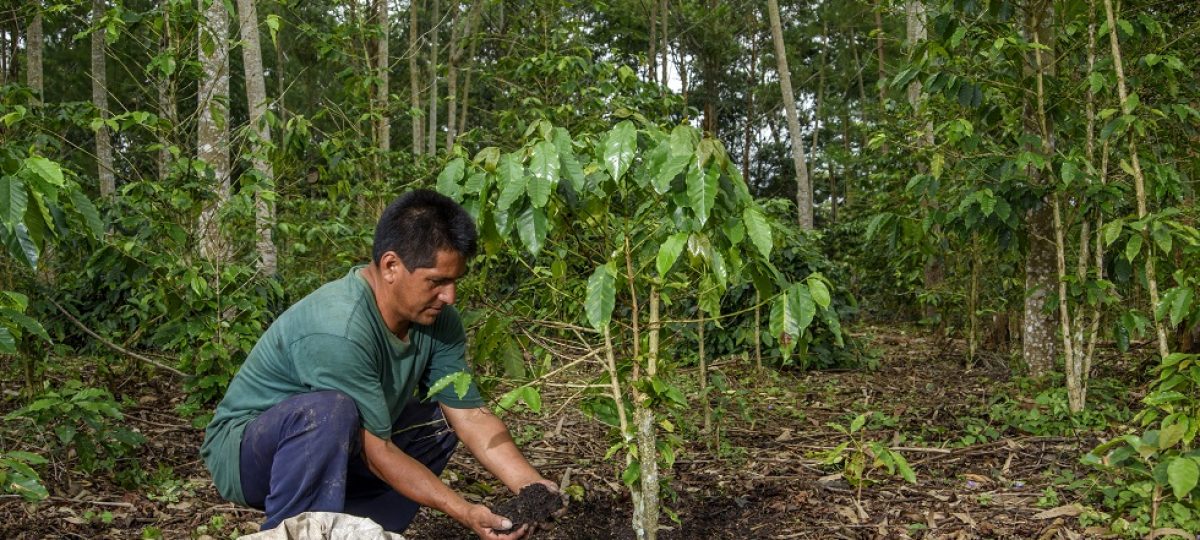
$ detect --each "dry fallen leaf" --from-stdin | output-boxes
[1032,504,1083,520]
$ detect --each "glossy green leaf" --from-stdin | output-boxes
[1125,234,1143,262]
[743,206,772,259]
[0,326,14,354]
[553,128,585,191]
[1103,220,1123,246]
[1167,287,1194,327]
[850,413,867,433]
[435,157,465,199]
[0,309,49,342]
[24,157,64,188]
[586,263,616,330]
[528,140,560,208]
[687,164,718,226]
[8,222,39,269]
[67,190,103,238]
[0,176,28,230]
[1151,224,1172,255]
[496,154,526,211]
[807,277,831,309]
[516,205,548,256]
[1167,457,1199,499]
[656,232,688,277]
[603,120,636,181]
[426,371,473,400]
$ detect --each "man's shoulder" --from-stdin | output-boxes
[276,269,373,337]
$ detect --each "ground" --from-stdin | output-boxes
[1,327,1131,539]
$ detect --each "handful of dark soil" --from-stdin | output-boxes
[491,483,565,534]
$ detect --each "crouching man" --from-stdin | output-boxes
[202,190,556,539]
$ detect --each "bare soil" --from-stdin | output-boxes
[1,327,1119,539]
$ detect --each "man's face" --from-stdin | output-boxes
[384,249,467,327]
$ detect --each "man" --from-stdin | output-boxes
[202,190,556,538]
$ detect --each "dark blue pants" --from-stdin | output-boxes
[239,391,459,532]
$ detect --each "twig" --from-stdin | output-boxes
[46,298,187,378]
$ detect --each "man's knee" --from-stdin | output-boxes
[307,390,359,436]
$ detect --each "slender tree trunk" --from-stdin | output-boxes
[874,1,887,106]
[1103,0,1170,360]
[968,233,980,366]
[445,0,478,149]
[426,0,440,154]
[238,0,278,276]
[409,0,424,156]
[197,0,231,262]
[742,18,757,187]
[275,15,286,127]
[648,0,658,81]
[766,0,812,229]
[699,312,710,433]
[1021,0,1057,377]
[158,2,176,182]
[660,0,669,87]
[26,6,43,104]
[92,0,115,197]
[374,0,390,152]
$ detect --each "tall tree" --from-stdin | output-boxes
[907,0,943,329]
[237,0,277,276]
[26,3,43,104]
[373,0,390,152]
[426,0,440,154]
[1021,0,1058,377]
[197,0,231,261]
[1103,0,1170,360]
[766,0,813,229]
[157,0,177,182]
[409,0,424,156]
[92,0,115,197]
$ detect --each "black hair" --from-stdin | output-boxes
[373,189,478,269]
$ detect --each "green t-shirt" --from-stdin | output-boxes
[200,267,483,505]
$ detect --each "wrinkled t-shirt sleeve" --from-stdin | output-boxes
[423,308,484,408]
[291,333,393,439]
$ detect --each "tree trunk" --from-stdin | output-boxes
[197,0,231,262]
[1103,0,1170,360]
[659,0,669,87]
[445,0,478,150]
[742,18,757,188]
[648,0,657,81]
[158,1,176,182]
[766,0,812,230]
[237,0,278,276]
[26,6,43,104]
[874,0,887,106]
[92,0,115,197]
[409,0,423,156]
[1020,1,1058,377]
[374,0,390,153]
[426,0,440,154]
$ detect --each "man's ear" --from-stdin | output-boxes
[381,252,403,282]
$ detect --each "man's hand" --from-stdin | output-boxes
[465,503,530,539]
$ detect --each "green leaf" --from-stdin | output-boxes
[8,222,39,269]
[23,157,64,188]
[0,327,14,354]
[1151,224,1172,255]
[1,309,49,342]
[793,284,816,333]
[743,207,772,259]
[892,451,917,483]
[687,164,718,226]
[1125,234,1143,262]
[67,190,103,238]
[553,128,585,191]
[516,205,548,256]
[586,263,616,330]
[850,413,867,433]
[426,372,473,400]
[1167,456,1199,500]
[603,121,636,181]
[496,154,526,211]
[1103,220,1123,246]
[656,232,688,277]
[527,140,560,208]
[436,157,465,200]
[501,340,525,378]
[0,176,28,229]
[1167,287,1193,328]
[807,277,831,309]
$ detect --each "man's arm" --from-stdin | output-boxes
[440,405,551,494]
[359,429,521,539]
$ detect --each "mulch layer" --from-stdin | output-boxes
[2,327,1120,539]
